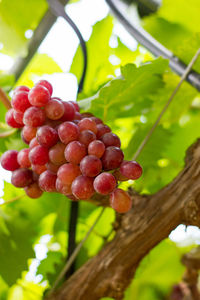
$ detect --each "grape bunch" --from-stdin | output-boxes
[1,80,142,213]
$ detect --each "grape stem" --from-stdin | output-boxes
[132,48,200,161]
[47,207,105,297]
[0,88,11,110]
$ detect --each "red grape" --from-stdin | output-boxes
[23,107,45,127]
[100,132,121,148]
[109,188,132,213]
[36,80,53,96]
[59,101,75,121]
[71,175,94,200]
[79,130,96,147]
[1,150,19,171]
[11,91,31,113]
[28,85,50,107]
[17,148,31,168]
[80,155,102,177]
[96,124,111,138]
[57,163,81,185]
[94,172,116,195]
[64,141,86,164]
[13,86,30,94]
[11,168,33,187]
[78,118,97,134]
[29,145,49,165]
[74,112,82,120]
[13,110,24,125]
[37,125,58,148]
[6,109,23,128]
[49,142,66,165]
[56,179,72,195]
[88,140,105,158]
[44,98,65,120]
[90,117,103,125]
[46,162,60,173]
[81,112,93,118]
[32,164,47,175]
[22,126,37,143]
[24,182,43,198]
[58,121,79,144]
[39,170,57,192]
[69,101,80,112]
[29,137,39,149]
[101,146,124,170]
[120,161,143,180]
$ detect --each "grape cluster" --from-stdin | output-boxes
[1,80,143,213]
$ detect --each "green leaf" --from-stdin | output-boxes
[79,58,168,122]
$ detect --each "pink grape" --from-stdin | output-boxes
[93,172,116,195]
[46,162,60,173]
[24,183,43,198]
[13,86,30,94]
[11,91,31,113]
[29,137,39,149]
[96,124,111,138]
[11,168,33,187]
[23,106,46,127]
[59,101,75,121]
[69,101,80,112]
[64,141,86,164]
[39,170,57,192]
[57,163,81,185]
[32,164,47,175]
[101,146,124,170]
[78,118,97,134]
[6,109,23,128]
[71,175,94,200]
[36,80,53,96]
[28,85,50,107]
[120,161,143,180]
[13,110,24,125]
[80,155,102,177]
[29,145,49,165]
[100,132,121,148]
[22,126,37,143]
[37,125,58,148]
[44,98,65,120]
[109,188,132,213]
[56,179,72,195]
[88,140,105,158]
[79,130,96,147]
[1,150,19,171]
[17,148,31,168]
[49,142,66,165]
[58,121,79,144]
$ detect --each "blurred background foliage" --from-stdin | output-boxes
[0,0,200,299]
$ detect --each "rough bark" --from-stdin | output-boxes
[47,139,200,300]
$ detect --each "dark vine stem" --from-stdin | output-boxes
[106,0,200,92]
[47,0,88,279]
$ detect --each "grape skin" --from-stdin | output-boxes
[6,109,23,128]
[79,130,96,147]
[64,141,86,164]
[101,146,124,170]
[120,161,143,180]
[39,170,57,192]
[11,91,31,113]
[94,172,116,195]
[57,163,81,185]
[78,118,97,134]
[17,148,31,168]
[22,126,37,143]
[44,98,65,120]
[88,140,105,158]
[23,106,46,127]
[58,121,79,144]
[28,85,50,107]
[80,155,102,177]
[29,145,49,165]
[100,132,121,148]
[71,175,94,200]
[1,150,19,171]
[37,125,58,148]
[11,168,33,188]
[24,183,43,198]
[49,142,66,165]
[36,80,53,96]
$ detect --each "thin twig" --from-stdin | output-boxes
[132,48,200,161]
[47,207,105,296]
[0,88,11,110]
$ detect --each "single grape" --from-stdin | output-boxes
[120,161,142,180]
[6,109,23,128]
[109,188,132,213]
[46,162,60,173]
[49,142,66,165]
[74,112,82,120]
[28,85,50,107]
[32,164,47,175]
[11,91,31,113]
[59,101,75,121]
[39,170,57,192]
[79,130,96,147]
[100,132,121,148]
[58,121,79,144]
[113,169,128,181]
[44,98,65,120]
[37,125,58,148]
[80,155,102,177]
[1,150,19,171]
[96,124,111,138]
[11,168,33,187]
[69,101,80,112]
[56,178,72,195]
[13,110,24,125]
[93,172,116,195]
[101,146,124,170]
[29,145,49,165]
[24,183,43,198]
[36,80,53,96]
[23,106,45,127]
[64,141,86,164]
[17,148,31,168]
[57,163,81,185]
[13,85,30,94]
[29,137,39,149]
[88,140,105,158]
[22,126,37,143]
[78,118,97,134]
[71,175,94,200]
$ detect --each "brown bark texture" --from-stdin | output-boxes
[47,139,200,300]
